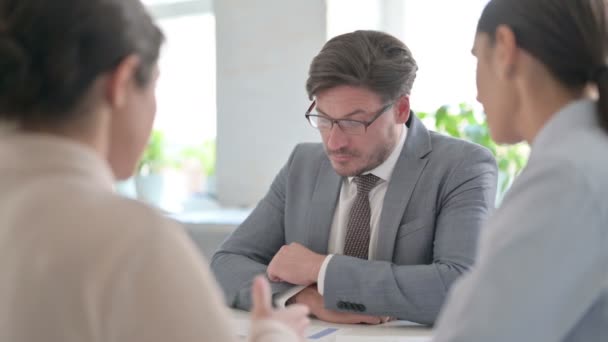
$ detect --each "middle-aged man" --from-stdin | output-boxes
[211,30,498,325]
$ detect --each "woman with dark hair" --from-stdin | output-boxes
[433,0,607,341]
[0,1,308,341]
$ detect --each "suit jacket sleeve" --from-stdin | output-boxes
[322,145,498,324]
[210,147,298,310]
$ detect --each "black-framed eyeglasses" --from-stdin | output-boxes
[304,101,394,136]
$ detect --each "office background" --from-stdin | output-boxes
[120,0,527,257]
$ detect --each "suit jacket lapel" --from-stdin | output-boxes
[376,114,432,261]
[307,158,342,254]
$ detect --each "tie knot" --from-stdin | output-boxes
[354,173,380,194]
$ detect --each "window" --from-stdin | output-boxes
[327,0,489,112]
[399,0,489,112]
[117,1,217,213]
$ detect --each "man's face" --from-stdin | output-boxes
[314,85,406,176]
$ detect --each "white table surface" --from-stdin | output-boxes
[232,308,433,341]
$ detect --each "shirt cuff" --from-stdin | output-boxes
[317,254,334,296]
[273,285,307,308]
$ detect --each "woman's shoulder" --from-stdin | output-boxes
[534,127,608,191]
[21,178,188,263]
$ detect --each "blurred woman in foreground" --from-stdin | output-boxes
[0,1,308,341]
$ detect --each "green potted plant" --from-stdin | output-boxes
[417,104,529,204]
[135,130,167,205]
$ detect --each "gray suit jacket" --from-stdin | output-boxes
[434,100,608,341]
[211,114,498,324]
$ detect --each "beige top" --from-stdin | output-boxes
[0,133,297,342]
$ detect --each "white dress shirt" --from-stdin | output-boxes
[277,125,407,304]
[0,133,298,342]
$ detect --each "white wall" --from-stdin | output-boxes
[215,0,325,207]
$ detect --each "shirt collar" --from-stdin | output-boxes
[348,124,408,183]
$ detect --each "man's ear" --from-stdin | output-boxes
[105,55,141,109]
[395,95,411,124]
[494,24,518,80]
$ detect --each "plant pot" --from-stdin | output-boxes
[135,173,165,206]
[206,174,217,195]
[115,178,137,199]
